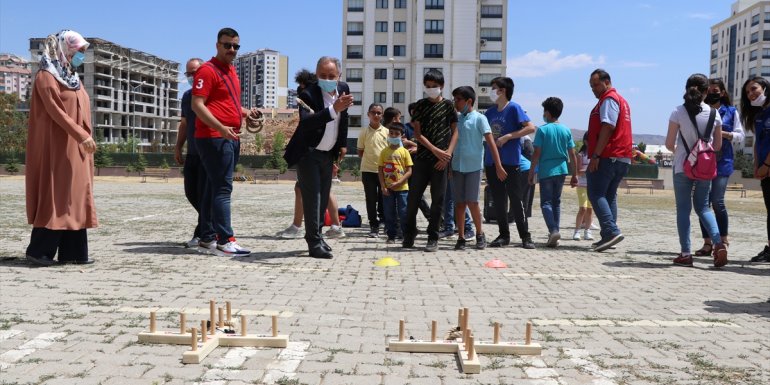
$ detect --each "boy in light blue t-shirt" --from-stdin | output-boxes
[450,86,507,250]
[528,97,578,248]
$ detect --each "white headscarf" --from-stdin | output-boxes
[39,30,89,90]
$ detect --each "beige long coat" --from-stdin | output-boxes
[26,70,97,230]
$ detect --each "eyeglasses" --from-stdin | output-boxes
[184,71,196,77]
[219,42,240,50]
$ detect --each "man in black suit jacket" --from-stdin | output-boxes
[284,56,352,259]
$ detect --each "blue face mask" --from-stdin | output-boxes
[387,137,402,146]
[543,115,548,123]
[461,103,470,115]
[318,79,338,93]
[187,76,194,86]
[70,51,85,68]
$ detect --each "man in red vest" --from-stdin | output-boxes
[585,69,633,252]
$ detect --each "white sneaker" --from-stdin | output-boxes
[547,232,561,248]
[276,224,303,239]
[197,239,217,255]
[583,229,594,241]
[325,225,346,239]
[185,236,200,248]
[332,178,341,184]
[572,230,581,241]
[217,240,251,256]
[590,223,600,230]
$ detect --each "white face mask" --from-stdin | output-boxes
[489,88,500,104]
[424,87,441,99]
[751,92,767,107]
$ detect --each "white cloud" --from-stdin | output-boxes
[687,13,714,20]
[507,50,606,78]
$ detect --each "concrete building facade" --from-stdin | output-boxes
[235,49,289,109]
[342,0,507,138]
[0,53,32,101]
[28,37,180,150]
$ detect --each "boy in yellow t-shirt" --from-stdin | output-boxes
[378,123,413,244]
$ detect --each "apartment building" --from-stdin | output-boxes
[342,0,507,138]
[234,49,289,109]
[0,53,32,101]
[28,37,180,150]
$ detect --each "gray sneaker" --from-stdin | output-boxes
[198,239,217,255]
[475,233,487,250]
[324,225,346,239]
[546,232,561,248]
[276,224,304,239]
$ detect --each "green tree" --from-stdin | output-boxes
[0,93,28,155]
[254,133,265,154]
[4,156,20,174]
[637,141,647,154]
[266,132,288,173]
[93,145,113,175]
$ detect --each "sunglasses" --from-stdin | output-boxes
[219,42,240,51]
[184,71,196,77]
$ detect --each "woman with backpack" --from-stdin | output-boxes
[740,76,770,263]
[692,78,745,257]
[665,73,727,267]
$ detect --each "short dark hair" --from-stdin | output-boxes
[294,69,317,91]
[423,69,444,86]
[407,102,417,116]
[490,77,514,100]
[383,107,401,126]
[387,122,404,133]
[217,28,239,41]
[452,86,476,107]
[368,103,383,112]
[542,97,564,119]
[590,68,611,83]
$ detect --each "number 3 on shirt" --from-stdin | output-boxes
[196,79,204,89]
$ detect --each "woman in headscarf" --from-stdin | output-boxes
[25,29,97,266]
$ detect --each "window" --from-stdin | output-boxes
[376,0,388,8]
[425,20,444,33]
[350,115,362,127]
[394,92,405,103]
[764,30,770,41]
[480,51,502,64]
[394,68,405,79]
[394,21,406,32]
[762,66,770,77]
[425,0,443,9]
[394,0,406,8]
[424,44,443,58]
[375,21,388,32]
[481,5,503,18]
[752,14,760,26]
[478,73,497,86]
[766,13,770,22]
[711,49,718,59]
[347,45,363,59]
[374,68,388,79]
[393,45,406,56]
[348,0,363,12]
[750,67,758,78]
[763,48,770,58]
[351,92,362,106]
[375,45,388,56]
[346,68,362,82]
[710,64,717,74]
[374,92,387,103]
[347,22,364,35]
[751,32,758,44]
[712,33,718,44]
[480,28,503,42]
[750,49,758,61]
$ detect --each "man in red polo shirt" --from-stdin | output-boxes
[192,27,261,257]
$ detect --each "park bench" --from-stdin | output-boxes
[140,168,170,183]
[622,178,655,194]
[725,183,747,198]
[252,169,281,183]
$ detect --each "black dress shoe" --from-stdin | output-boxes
[489,237,510,248]
[26,254,56,267]
[320,239,332,252]
[309,248,333,259]
[59,259,96,265]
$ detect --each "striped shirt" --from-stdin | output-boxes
[411,98,457,162]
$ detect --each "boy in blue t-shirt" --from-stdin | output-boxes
[528,97,578,248]
[450,86,506,250]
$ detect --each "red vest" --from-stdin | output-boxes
[587,88,633,158]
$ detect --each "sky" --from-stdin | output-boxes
[0,0,736,137]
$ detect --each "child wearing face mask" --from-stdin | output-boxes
[357,103,388,238]
[450,86,507,250]
[378,123,413,244]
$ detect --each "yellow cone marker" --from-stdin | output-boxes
[374,257,401,267]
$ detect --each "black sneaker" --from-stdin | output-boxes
[425,240,438,252]
[593,233,624,252]
[476,233,487,250]
[750,246,770,263]
[402,236,415,248]
[454,238,466,250]
[522,236,536,249]
[489,236,510,248]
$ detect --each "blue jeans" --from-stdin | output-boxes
[538,175,566,234]
[443,176,472,233]
[197,138,239,244]
[586,158,629,240]
[673,172,721,253]
[699,175,729,239]
[383,190,408,239]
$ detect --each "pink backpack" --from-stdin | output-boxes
[681,108,717,181]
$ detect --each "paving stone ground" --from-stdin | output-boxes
[0,175,768,385]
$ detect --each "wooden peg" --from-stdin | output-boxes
[226,301,232,322]
[218,307,224,328]
[272,315,278,337]
[467,335,475,360]
[149,312,156,333]
[462,307,469,332]
[241,315,247,336]
[464,328,473,352]
[398,319,405,341]
[180,313,186,334]
[458,308,464,330]
[493,322,500,344]
[431,320,437,342]
[209,300,216,335]
[191,328,198,351]
[200,321,207,342]
[525,321,532,345]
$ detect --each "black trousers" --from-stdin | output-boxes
[26,228,88,262]
[183,153,208,238]
[485,165,530,240]
[405,159,447,241]
[361,171,384,229]
[520,170,534,218]
[763,177,770,240]
[296,149,333,251]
